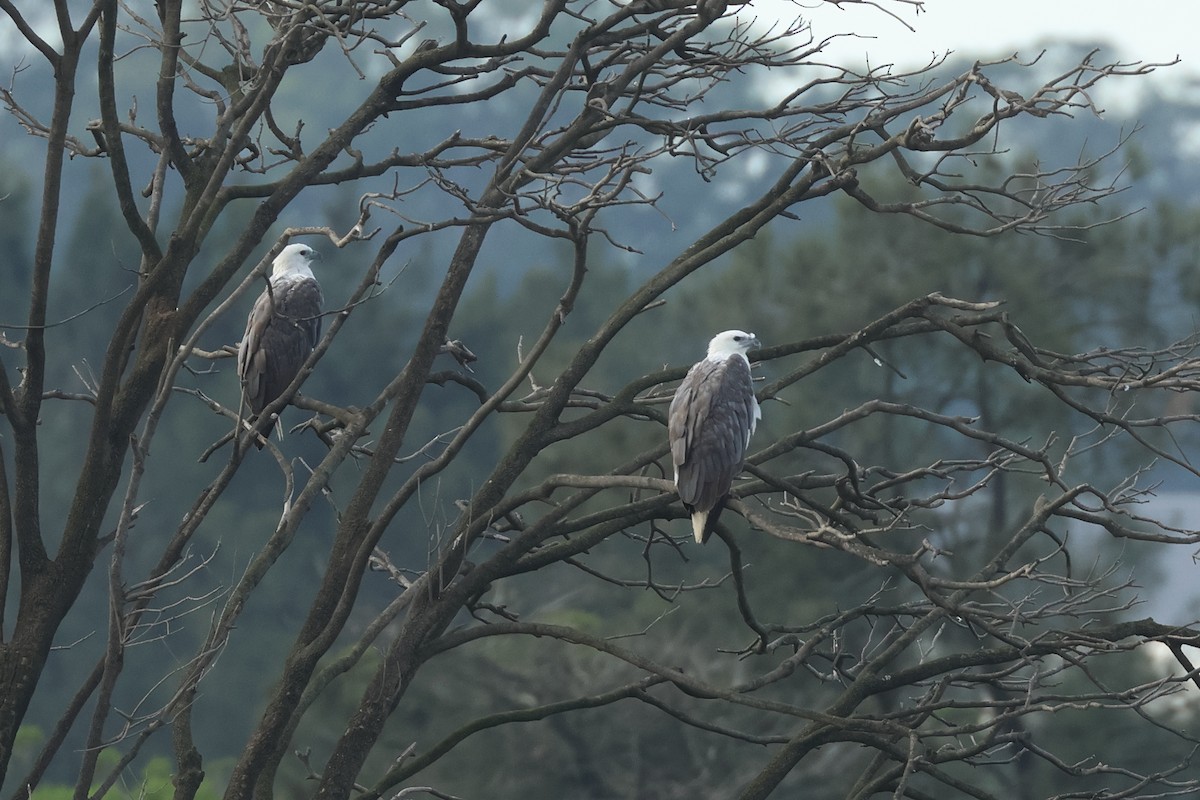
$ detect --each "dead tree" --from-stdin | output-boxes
[0,1,1190,798]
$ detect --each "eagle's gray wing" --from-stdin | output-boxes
[238,276,323,415]
[668,354,756,517]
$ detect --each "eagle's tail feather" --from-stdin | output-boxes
[692,497,729,545]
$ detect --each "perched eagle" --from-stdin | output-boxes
[237,243,323,446]
[668,330,761,543]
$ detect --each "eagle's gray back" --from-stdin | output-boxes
[238,275,323,414]
[668,353,757,516]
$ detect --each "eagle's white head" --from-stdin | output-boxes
[706,329,760,361]
[271,243,321,280]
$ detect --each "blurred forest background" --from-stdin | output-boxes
[4,2,1200,798]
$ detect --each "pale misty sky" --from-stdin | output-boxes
[769,1,1197,91]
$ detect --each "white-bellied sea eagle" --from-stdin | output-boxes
[237,243,323,446]
[668,330,761,544]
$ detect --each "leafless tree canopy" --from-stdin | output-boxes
[0,0,1196,798]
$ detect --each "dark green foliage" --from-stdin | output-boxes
[16,156,1200,798]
